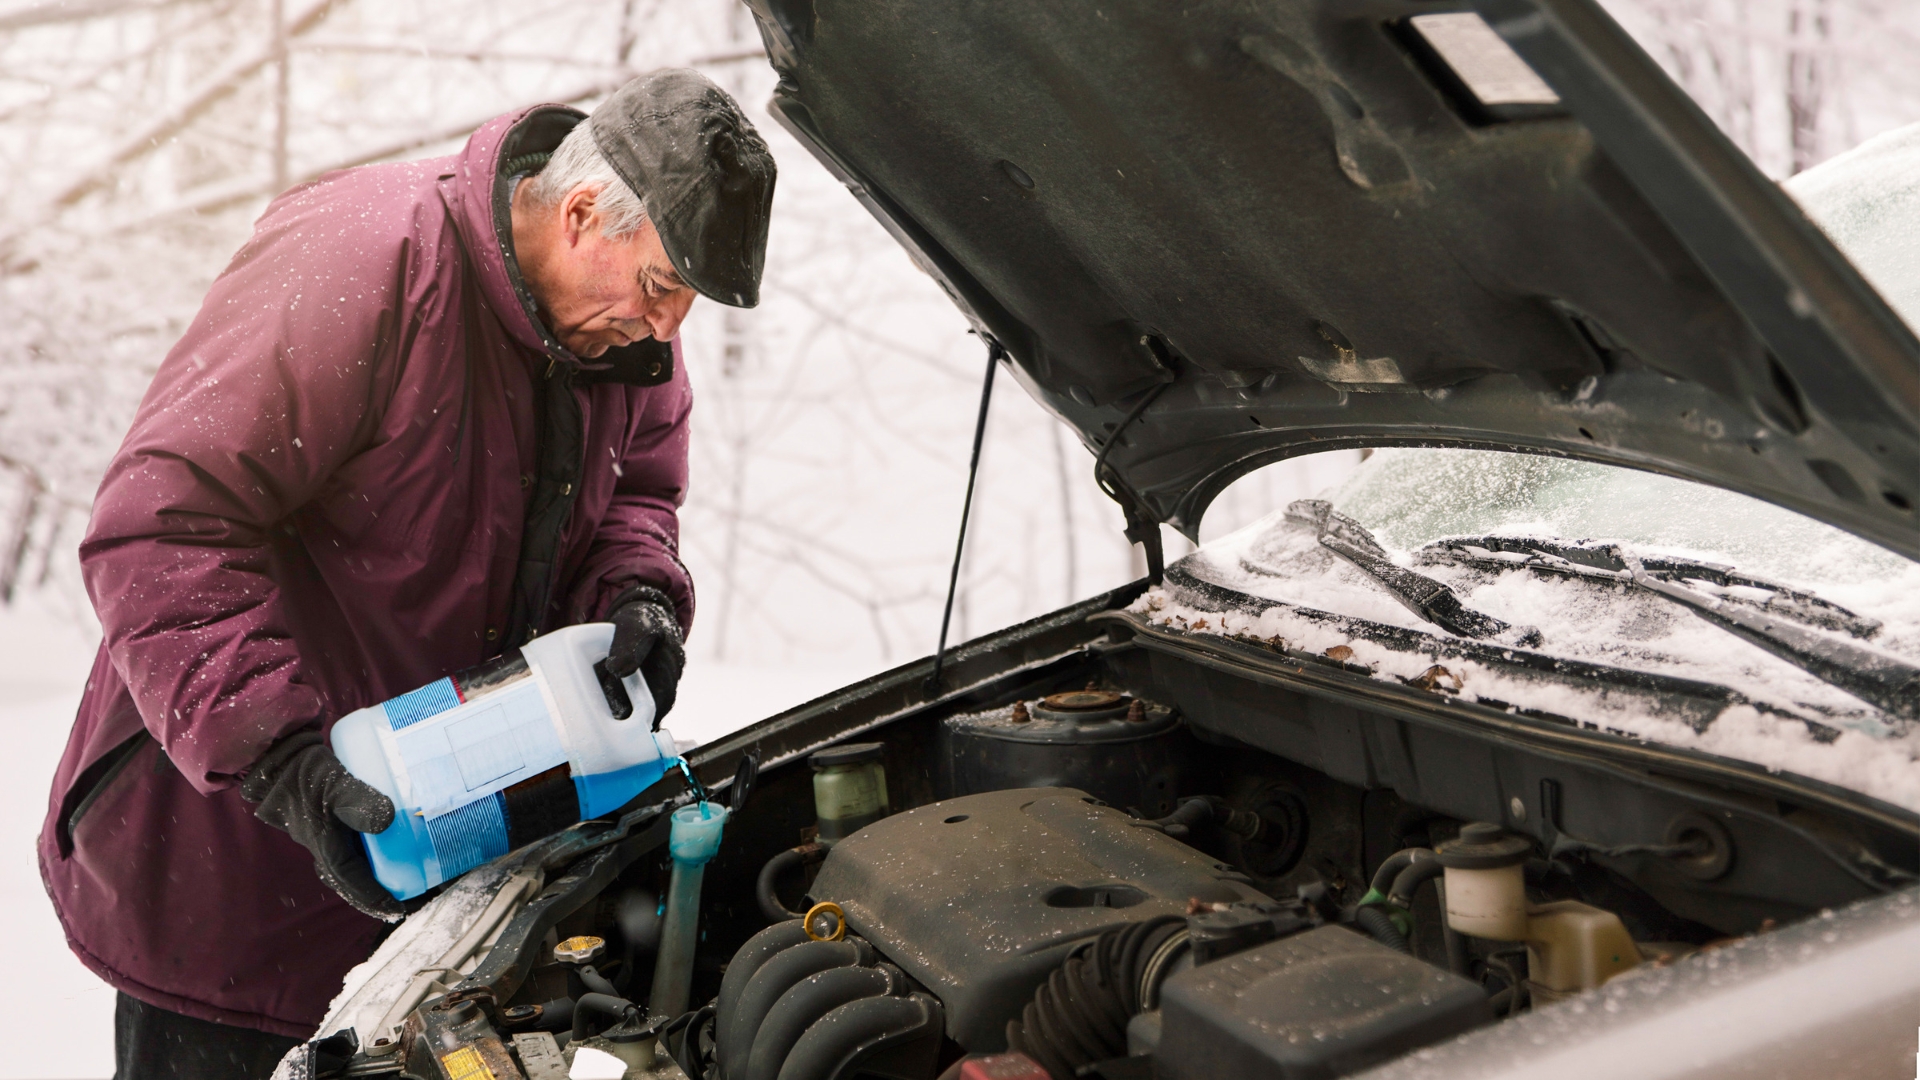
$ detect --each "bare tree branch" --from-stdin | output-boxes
[0,0,190,32]
[47,0,342,208]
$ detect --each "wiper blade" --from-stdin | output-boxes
[1422,535,1881,638]
[1284,501,1535,644]
[1422,536,1919,723]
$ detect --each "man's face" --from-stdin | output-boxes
[534,190,698,358]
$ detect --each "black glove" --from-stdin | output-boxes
[241,731,405,921]
[604,586,686,722]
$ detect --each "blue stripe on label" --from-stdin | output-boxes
[383,678,462,731]
[424,794,510,878]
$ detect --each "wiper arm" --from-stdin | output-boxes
[1423,536,1919,723]
[1283,501,1534,643]
[1423,535,1881,638]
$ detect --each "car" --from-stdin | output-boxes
[273,1,1920,1077]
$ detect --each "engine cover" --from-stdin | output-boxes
[806,787,1270,1050]
[1157,926,1491,1079]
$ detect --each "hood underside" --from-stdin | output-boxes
[745,0,1920,559]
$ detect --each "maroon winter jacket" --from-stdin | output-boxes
[38,104,696,1037]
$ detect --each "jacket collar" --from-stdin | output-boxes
[443,104,592,370]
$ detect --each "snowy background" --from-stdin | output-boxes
[0,0,1914,1074]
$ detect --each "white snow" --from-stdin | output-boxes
[1132,450,1920,811]
[0,599,113,1079]
[668,662,876,749]
[1786,121,1920,331]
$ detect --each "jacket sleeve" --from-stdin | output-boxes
[79,183,430,794]
[566,339,696,634]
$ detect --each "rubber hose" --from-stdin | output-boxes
[757,848,810,924]
[533,997,574,1032]
[745,965,901,1080]
[661,1003,717,1080]
[715,921,811,1080]
[571,992,640,1041]
[1356,905,1411,953]
[576,964,621,999]
[1004,916,1186,1080]
[1369,847,1433,896]
[774,994,940,1080]
[1388,856,1446,906]
[721,939,872,1078]
[1155,797,1213,834]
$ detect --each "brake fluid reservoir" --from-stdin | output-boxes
[810,743,889,843]
[330,623,678,900]
[1437,823,1533,940]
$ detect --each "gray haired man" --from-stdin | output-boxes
[45,70,772,1077]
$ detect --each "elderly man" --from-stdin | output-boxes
[37,70,774,1075]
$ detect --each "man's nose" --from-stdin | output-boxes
[643,290,696,343]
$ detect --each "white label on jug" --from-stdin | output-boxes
[384,676,569,818]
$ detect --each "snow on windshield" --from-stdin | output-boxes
[1786,121,1920,332]
[1335,449,1920,611]
[1131,448,1920,812]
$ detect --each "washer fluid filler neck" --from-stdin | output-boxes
[650,801,729,1022]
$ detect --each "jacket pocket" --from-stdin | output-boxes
[55,731,153,859]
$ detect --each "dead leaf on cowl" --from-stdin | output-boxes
[1324,645,1354,662]
[1413,664,1463,692]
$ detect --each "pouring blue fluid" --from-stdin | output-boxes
[330,623,679,899]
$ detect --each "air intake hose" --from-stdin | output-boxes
[775,993,943,1080]
[1005,916,1188,1080]
[711,921,810,1077]
[745,965,906,1080]
[721,938,874,1077]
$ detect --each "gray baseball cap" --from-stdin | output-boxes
[590,70,777,308]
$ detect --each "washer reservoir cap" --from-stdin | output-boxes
[1436,822,1532,869]
[810,742,884,770]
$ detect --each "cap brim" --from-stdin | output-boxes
[654,176,768,309]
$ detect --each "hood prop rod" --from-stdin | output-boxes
[926,336,1003,695]
[1094,382,1172,586]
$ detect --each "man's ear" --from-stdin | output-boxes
[560,184,600,248]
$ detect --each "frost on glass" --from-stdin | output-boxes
[1160,448,1920,809]
[1786,120,1920,333]
[1329,448,1913,589]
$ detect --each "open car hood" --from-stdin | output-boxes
[744,0,1920,560]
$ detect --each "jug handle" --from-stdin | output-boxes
[592,659,635,720]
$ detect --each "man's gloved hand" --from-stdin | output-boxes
[240,731,405,921]
[604,586,686,721]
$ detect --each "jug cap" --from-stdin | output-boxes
[669,801,730,865]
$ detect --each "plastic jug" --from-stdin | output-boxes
[331,623,677,899]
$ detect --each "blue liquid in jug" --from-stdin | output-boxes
[333,626,676,899]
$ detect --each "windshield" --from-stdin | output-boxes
[1331,448,1919,604]
[1151,448,1920,811]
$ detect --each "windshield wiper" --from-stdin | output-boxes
[1283,501,1537,644]
[1421,536,1919,724]
[1422,536,1882,638]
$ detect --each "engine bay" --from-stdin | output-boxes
[314,591,1919,1080]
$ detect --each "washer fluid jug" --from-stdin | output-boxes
[330,623,677,899]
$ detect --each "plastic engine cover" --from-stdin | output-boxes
[1157,926,1491,1079]
[806,787,1271,1050]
